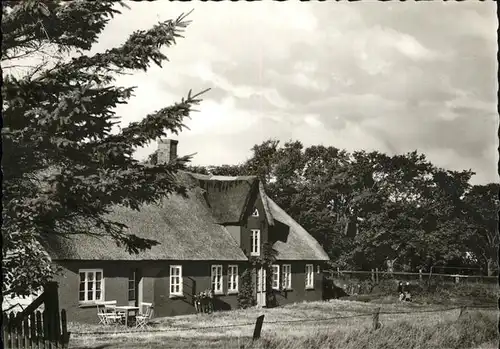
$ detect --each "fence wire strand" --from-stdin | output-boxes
[70,305,495,336]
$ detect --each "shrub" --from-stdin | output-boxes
[193,289,214,314]
[238,268,256,309]
[323,276,348,300]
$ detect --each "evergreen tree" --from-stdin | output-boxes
[2,0,207,297]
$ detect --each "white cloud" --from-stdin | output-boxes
[184,97,258,136]
[91,1,496,184]
[303,114,324,128]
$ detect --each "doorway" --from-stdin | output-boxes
[128,269,143,312]
[256,267,266,307]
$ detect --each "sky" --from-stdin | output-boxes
[92,1,497,184]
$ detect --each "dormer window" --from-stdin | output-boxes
[252,208,259,217]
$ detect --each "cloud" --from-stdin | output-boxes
[94,1,496,184]
[183,96,258,136]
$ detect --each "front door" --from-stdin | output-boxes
[128,269,143,311]
[256,267,266,307]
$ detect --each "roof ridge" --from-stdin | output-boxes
[258,182,275,226]
[266,197,330,261]
[181,170,258,182]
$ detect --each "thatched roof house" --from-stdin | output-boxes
[45,169,329,262]
[48,140,330,320]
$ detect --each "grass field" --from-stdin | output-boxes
[68,299,498,349]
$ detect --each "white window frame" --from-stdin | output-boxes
[282,264,292,290]
[250,229,261,256]
[169,265,183,297]
[128,269,137,301]
[257,267,267,293]
[252,208,259,217]
[271,265,280,290]
[305,264,314,289]
[211,264,223,294]
[79,269,104,303]
[227,265,239,293]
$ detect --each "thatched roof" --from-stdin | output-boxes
[182,171,328,260]
[267,197,330,261]
[46,187,247,261]
[45,170,328,262]
[258,181,275,226]
[186,172,274,225]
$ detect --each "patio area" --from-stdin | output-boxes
[96,301,154,329]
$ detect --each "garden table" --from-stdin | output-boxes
[114,306,140,327]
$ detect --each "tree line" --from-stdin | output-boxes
[185,140,499,276]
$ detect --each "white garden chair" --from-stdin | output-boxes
[97,301,122,325]
[97,305,108,325]
[135,302,154,329]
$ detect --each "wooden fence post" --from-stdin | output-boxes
[61,309,71,348]
[375,268,379,284]
[8,312,15,348]
[371,269,375,283]
[2,313,9,349]
[372,307,381,331]
[458,306,467,319]
[23,316,29,349]
[419,269,423,282]
[16,312,22,349]
[43,309,50,349]
[36,311,43,348]
[30,312,36,348]
[55,307,61,346]
[44,282,61,342]
[252,315,265,341]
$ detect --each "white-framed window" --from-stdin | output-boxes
[251,229,260,256]
[170,265,183,296]
[252,208,259,217]
[305,264,314,289]
[282,264,291,290]
[211,265,223,294]
[79,269,104,302]
[228,265,239,293]
[317,265,321,274]
[128,269,137,301]
[271,265,280,290]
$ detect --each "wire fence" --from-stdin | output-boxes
[325,269,498,290]
[329,269,498,283]
[70,305,496,336]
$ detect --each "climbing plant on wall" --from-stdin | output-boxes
[237,267,256,309]
[237,242,279,308]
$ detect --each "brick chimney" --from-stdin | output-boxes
[157,139,178,164]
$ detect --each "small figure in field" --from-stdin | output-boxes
[397,281,403,293]
[397,281,405,301]
[404,282,412,302]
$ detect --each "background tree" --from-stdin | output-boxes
[188,139,493,275]
[184,164,245,176]
[462,183,500,276]
[2,0,207,297]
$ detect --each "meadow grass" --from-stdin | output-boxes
[253,310,498,349]
[68,300,498,349]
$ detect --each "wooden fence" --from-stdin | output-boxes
[329,269,498,284]
[2,309,69,349]
[2,282,70,349]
